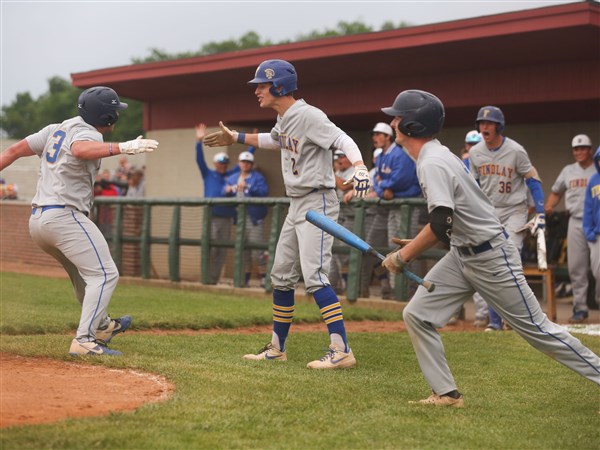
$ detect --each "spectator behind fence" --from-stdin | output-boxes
[223,150,269,287]
[125,169,145,198]
[195,123,254,285]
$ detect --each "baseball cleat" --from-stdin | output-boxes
[243,343,287,361]
[409,392,464,408]
[96,315,132,343]
[569,311,589,324]
[69,339,122,356]
[306,344,356,369]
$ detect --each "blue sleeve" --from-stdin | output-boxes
[195,142,209,178]
[247,146,256,154]
[248,172,269,197]
[222,173,236,197]
[525,178,545,214]
[379,153,418,192]
[582,182,595,241]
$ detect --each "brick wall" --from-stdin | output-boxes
[0,202,62,268]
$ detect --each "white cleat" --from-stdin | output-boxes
[307,344,356,369]
[243,343,287,361]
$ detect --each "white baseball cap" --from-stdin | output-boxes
[373,148,383,159]
[372,122,393,136]
[465,130,482,144]
[239,151,254,162]
[213,152,229,164]
[571,134,592,148]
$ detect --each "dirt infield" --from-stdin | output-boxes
[0,353,173,429]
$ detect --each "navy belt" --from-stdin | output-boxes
[458,230,509,257]
[31,205,65,215]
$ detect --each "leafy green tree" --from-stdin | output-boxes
[1,77,142,140]
[133,20,411,63]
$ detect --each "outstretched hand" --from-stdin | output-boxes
[204,121,237,147]
[119,135,159,155]
[195,123,207,141]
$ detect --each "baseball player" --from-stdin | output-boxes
[380,89,600,407]
[0,86,158,356]
[468,106,546,331]
[545,134,597,322]
[583,146,600,303]
[222,151,269,286]
[204,59,370,369]
[448,130,489,326]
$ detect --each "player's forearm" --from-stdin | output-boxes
[236,133,259,148]
[544,192,562,213]
[72,141,120,160]
[0,139,35,170]
[399,224,439,262]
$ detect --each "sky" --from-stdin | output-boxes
[1,0,578,107]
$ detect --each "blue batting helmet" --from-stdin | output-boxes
[381,90,445,137]
[248,59,298,97]
[78,87,128,127]
[476,106,505,133]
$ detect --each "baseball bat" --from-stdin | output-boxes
[536,229,548,272]
[306,210,435,292]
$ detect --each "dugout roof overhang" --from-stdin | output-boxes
[72,1,600,131]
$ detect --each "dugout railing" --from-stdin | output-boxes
[92,197,445,301]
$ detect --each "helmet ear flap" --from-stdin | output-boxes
[400,120,426,137]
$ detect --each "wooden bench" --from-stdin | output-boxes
[523,266,556,321]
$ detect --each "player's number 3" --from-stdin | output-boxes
[46,130,66,163]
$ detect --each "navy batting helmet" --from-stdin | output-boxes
[248,59,297,97]
[78,87,128,127]
[476,106,505,133]
[381,90,445,137]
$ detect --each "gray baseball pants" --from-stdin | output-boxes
[29,207,117,342]
[270,189,339,294]
[403,233,600,395]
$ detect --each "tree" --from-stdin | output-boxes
[132,20,411,63]
[0,77,143,140]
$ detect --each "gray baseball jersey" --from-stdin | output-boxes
[417,139,503,246]
[26,116,103,214]
[26,116,119,344]
[270,99,342,197]
[268,99,350,293]
[468,137,532,208]
[403,138,600,395]
[551,162,596,218]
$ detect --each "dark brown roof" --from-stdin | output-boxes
[72,1,599,130]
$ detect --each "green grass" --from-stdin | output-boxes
[0,272,403,335]
[1,272,599,449]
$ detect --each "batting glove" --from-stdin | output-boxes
[118,136,159,155]
[204,121,238,147]
[343,164,370,198]
[531,213,545,236]
[382,250,408,274]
